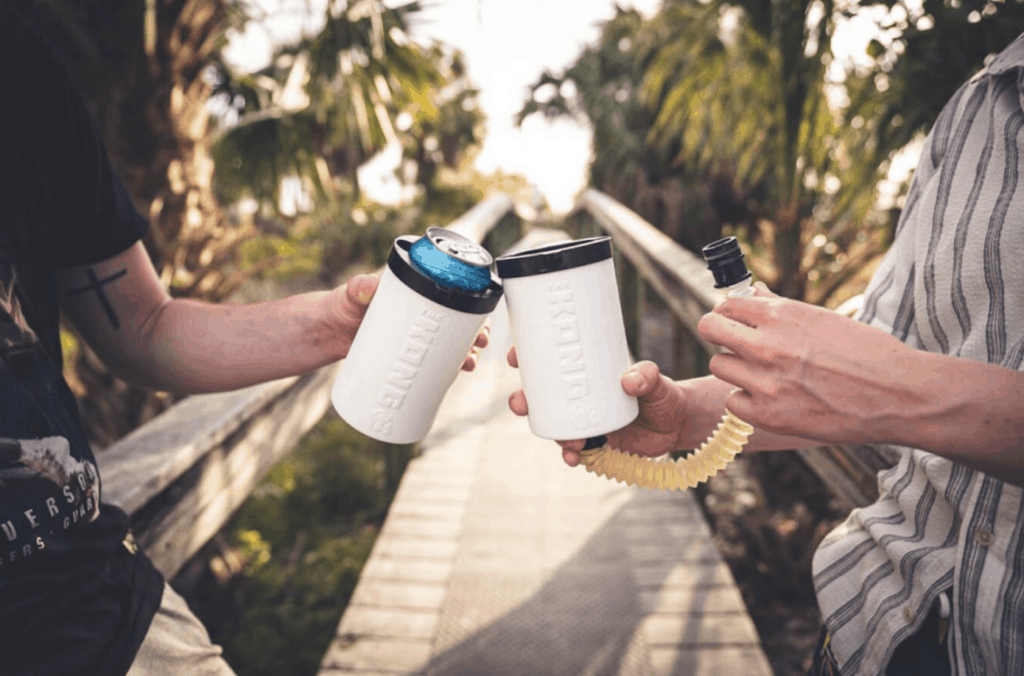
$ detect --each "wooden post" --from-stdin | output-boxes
[616,250,641,359]
[376,441,415,496]
[671,314,710,380]
[638,277,649,361]
[566,211,584,239]
[567,210,601,240]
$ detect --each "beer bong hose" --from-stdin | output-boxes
[577,237,756,490]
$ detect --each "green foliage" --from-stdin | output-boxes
[185,416,415,676]
[313,201,419,283]
[238,231,325,283]
[518,0,1024,305]
[216,529,377,676]
[419,184,484,229]
[401,76,486,197]
[212,109,325,207]
[209,0,478,213]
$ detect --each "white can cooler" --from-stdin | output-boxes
[331,231,503,444]
[496,237,639,440]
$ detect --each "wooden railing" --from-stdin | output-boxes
[569,189,900,510]
[96,194,523,580]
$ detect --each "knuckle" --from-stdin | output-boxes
[763,345,798,370]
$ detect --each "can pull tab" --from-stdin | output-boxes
[409,227,494,292]
[427,227,494,267]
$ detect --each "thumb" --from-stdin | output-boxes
[752,281,778,298]
[621,361,672,402]
[346,274,380,305]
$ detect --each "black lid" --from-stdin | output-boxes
[388,236,504,314]
[495,236,613,279]
[702,237,751,289]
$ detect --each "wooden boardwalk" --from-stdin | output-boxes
[318,229,774,676]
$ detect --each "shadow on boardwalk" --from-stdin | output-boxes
[423,498,730,676]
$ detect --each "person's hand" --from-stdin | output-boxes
[333,274,490,371]
[697,281,931,445]
[506,348,694,467]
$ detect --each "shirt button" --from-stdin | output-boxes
[903,607,914,623]
[975,529,995,547]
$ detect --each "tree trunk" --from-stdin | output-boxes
[772,200,806,301]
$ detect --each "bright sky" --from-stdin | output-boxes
[222,0,922,214]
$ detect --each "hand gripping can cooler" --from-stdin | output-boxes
[331,227,503,444]
[496,236,639,440]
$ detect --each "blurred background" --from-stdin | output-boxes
[12,1,1024,674]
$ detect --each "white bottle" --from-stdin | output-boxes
[496,236,639,440]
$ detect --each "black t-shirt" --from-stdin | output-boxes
[0,5,165,675]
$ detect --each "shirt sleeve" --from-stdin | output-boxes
[849,120,942,349]
[2,6,150,267]
[52,82,152,267]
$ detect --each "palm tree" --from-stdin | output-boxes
[639,0,1024,304]
[209,0,474,211]
[639,0,864,302]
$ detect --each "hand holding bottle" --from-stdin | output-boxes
[697,282,933,446]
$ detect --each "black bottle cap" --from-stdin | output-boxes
[701,237,751,289]
[495,236,612,279]
[388,236,504,314]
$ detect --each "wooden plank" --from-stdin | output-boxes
[581,190,721,312]
[796,444,902,509]
[127,361,340,578]
[587,206,723,357]
[649,646,774,676]
[97,377,296,516]
[445,193,515,244]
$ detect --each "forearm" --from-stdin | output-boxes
[896,353,1024,487]
[682,355,1024,485]
[677,375,821,453]
[139,291,341,394]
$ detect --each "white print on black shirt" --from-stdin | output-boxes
[0,436,100,566]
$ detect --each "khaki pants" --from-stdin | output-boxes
[126,583,237,676]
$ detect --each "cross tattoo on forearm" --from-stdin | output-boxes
[67,269,127,330]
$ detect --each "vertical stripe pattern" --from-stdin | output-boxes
[813,39,1024,676]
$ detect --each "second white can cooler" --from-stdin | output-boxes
[496,237,639,440]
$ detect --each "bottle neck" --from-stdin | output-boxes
[723,278,754,298]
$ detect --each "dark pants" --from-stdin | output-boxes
[807,599,952,676]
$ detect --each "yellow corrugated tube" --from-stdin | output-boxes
[578,409,753,489]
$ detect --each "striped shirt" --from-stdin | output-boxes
[811,33,1024,676]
